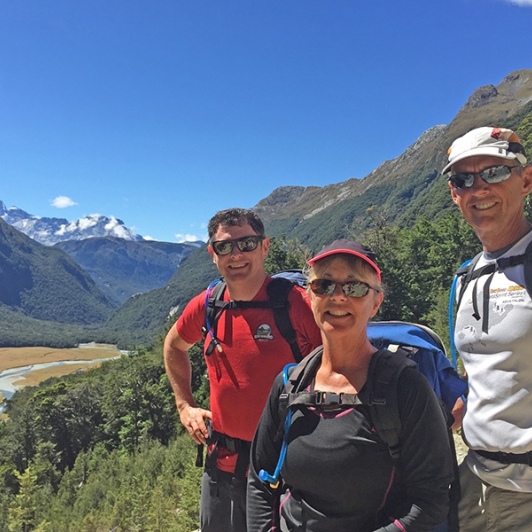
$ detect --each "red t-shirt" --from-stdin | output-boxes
[176,276,322,472]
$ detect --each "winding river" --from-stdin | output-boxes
[0,345,122,414]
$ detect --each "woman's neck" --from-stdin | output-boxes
[316,335,377,393]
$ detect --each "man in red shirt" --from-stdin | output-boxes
[164,208,321,532]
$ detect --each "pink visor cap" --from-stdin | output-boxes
[307,239,381,281]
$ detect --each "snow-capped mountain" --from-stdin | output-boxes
[0,201,143,245]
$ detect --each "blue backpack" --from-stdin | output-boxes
[367,321,467,414]
[260,321,467,532]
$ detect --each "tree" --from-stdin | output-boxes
[101,353,177,451]
[360,213,480,350]
[7,467,49,532]
[264,235,310,273]
[30,380,105,471]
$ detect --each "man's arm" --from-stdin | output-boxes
[163,325,211,444]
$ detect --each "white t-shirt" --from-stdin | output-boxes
[455,231,532,491]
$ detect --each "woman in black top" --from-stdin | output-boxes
[247,240,453,532]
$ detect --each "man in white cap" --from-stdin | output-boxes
[443,127,532,531]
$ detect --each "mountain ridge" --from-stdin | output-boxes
[0,218,114,327]
[106,68,532,347]
[254,70,532,243]
[0,201,144,246]
[2,68,532,347]
[0,202,202,305]
[55,237,201,305]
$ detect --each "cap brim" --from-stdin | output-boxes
[441,148,523,175]
[307,249,382,280]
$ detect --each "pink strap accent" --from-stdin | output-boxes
[393,519,407,532]
[377,466,396,511]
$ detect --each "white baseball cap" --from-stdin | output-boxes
[441,127,527,175]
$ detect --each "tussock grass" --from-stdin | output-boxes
[0,344,120,372]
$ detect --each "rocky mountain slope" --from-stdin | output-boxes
[254,70,532,249]
[3,68,532,347]
[106,69,532,346]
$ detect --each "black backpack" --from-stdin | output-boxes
[261,322,465,532]
[201,269,307,362]
[278,346,417,461]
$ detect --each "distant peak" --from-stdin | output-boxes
[0,200,143,245]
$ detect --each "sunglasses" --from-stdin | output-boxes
[448,165,519,190]
[211,235,264,256]
[309,279,377,298]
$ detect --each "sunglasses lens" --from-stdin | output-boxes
[449,173,473,189]
[449,166,516,189]
[212,236,262,255]
[213,241,234,255]
[309,279,335,295]
[481,165,512,184]
[236,236,261,252]
[310,279,371,297]
[344,282,370,297]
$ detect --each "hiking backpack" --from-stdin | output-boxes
[448,240,532,369]
[260,321,467,532]
[201,269,307,361]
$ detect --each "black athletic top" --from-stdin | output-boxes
[247,364,453,531]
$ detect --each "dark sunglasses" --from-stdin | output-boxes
[309,279,377,298]
[211,235,264,256]
[448,165,520,190]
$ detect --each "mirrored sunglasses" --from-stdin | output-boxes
[309,279,376,298]
[448,165,519,190]
[211,235,264,256]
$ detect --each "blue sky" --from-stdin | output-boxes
[1,0,532,243]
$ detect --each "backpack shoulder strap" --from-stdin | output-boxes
[448,259,473,370]
[456,239,532,306]
[277,347,323,427]
[365,349,415,462]
[523,239,532,300]
[266,277,303,362]
[206,280,227,317]
[455,252,481,308]
[259,347,323,489]
[203,276,303,362]
[203,280,227,355]
[454,239,532,334]
[281,347,323,400]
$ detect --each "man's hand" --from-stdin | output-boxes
[179,404,212,444]
[451,396,465,432]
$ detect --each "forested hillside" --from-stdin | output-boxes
[0,220,114,327]
[0,213,483,530]
[0,346,206,531]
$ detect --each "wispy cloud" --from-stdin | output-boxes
[51,196,78,208]
[503,0,532,5]
[175,233,204,243]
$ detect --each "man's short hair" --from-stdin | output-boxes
[208,208,266,241]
